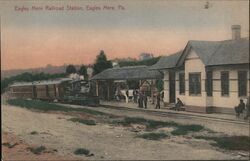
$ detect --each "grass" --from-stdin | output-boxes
[7,99,109,116]
[111,117,178,130]
[137,132,168,140]
[30,131,39,135]
[171,124,204,136]
[27,146,46,155]
[69,118,96,125]
[7,99,205,136]
[111,116,204,135]
[2,142,19,148]
[74,148,90,155]
[194,135,250,151]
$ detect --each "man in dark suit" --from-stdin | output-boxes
[155,92,161,109]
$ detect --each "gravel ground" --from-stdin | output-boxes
[2,104,248,160]
[2,132,75,160]
[64,103,250,136]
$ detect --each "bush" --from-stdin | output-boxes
[118,56,161,67]
[138,132,168,140]
[171,125,204,136]
[69,118,96,125]
[74,148,90,155]
[194,135,250,151]
[30,131,39,135]
[28,146,46,155]
[2,142,18,148]
[111,116,178,130]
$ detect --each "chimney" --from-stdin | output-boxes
[231,25,241,40]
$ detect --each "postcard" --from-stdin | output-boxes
[1,0,249,160]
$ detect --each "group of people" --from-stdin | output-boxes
[131,90,148,108]
[137,92,148,109]
[131,90,164,109]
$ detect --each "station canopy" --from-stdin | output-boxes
[91,66,163,81]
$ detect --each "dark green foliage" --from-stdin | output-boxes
[30,131,39,135]
[194,135,250,151]
[66,64,77,74]
[69,118,96,125]
[93,50,112,75]
[112,116,204,135]
[1,72,67,93]
[145,120,178,130]
[2,142,19,148]
[171,125,204,136]
[7,99,108,116]
[118,56,161,67]
[137,132,168,140]
[27,146,46,155]
[127,80,139,89]
[74,148,90,155]
[156,79,164,91]
[112,116,178,130]
[78,65,88,80]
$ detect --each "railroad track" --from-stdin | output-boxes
[100,104,250,126]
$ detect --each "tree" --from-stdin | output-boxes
[127,80,139,89]
[66,64,77,74]
[78,65,88,80]
[118,56,161,67]
[93,50,112,75]
[156,79,164,91]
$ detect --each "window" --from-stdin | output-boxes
[206,71,213,96]
[238,71,247,96]
[179,73,185,95]
[189,73,201,95]
[221,71,229,96]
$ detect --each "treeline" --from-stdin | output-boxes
[1,51,162,93]
[118,56,161,67]
[1,72,67,93]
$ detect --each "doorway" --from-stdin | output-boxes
[169,70,176,103]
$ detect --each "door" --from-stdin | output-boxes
[169,70,176,103]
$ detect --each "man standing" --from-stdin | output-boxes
[155,92,161,109]
[234,99,245,118]
[143,92,147,109]
[138,92,142,108]
[244,97,249,120]
[133,89,137,103]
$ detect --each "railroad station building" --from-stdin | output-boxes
[91,66,163,101]
[150,25,249,114]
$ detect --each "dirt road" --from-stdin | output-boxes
[2,104,247,160]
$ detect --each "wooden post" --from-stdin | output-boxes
[54,84,57,98]
[107,81,110,101]
[96,81,99,96]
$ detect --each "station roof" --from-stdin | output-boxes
[91,66,163,81]
[177,37,249,67]
[149,50,183,70]
[150,37,249,70]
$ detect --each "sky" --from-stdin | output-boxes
[1,0,249,70]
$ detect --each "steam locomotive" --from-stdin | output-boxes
[8,78,99,106]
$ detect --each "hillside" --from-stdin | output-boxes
[1,65,81,79]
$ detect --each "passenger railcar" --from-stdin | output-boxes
[8,78,99,106]
[8,78,71,101]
